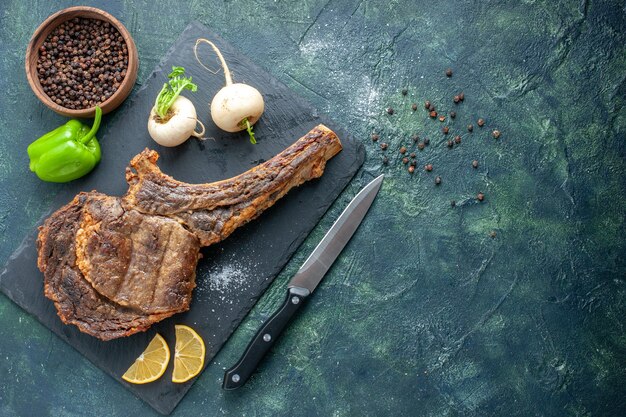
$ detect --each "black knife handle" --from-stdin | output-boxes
[222,286,310,390]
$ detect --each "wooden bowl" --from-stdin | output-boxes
[25,6,138,118]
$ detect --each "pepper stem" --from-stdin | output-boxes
[80,106,102,144]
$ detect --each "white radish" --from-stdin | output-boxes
[194,38,265,144]
[148,96,205,147]
[148,66,205,147]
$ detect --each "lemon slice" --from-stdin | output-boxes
[122,333,170,384]
[172,325,206,383]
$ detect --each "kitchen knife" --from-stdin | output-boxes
[222,174,384,390]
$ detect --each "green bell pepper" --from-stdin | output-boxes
[27,107,102,183]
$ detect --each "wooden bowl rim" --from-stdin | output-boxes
[25,6,138,118]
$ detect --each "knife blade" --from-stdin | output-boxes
[222,174,384,390]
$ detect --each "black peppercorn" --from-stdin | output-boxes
[472,160,479,168]
[371,133,379,142]
[425,164,433,171]
[450,111,456,119]
[492,130,501,139]
[454,135,461,144]
[477,118,485,127]
[435,176,442,185]
[401,89,408,96]
[445,68,453,77]
[442,126,449,134]
[467,124,473,132]
[386,107,394,115]
[402,157,409,164]
[411,103,418,111]
[477,192,485,201]
[380,142,388,150]
[36,17,128,110]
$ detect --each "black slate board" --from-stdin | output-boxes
[0,22,363,415]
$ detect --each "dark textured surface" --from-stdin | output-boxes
[1,1,625,416]
[0,22,362,415]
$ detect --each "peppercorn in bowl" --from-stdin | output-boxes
[25,6,138,118]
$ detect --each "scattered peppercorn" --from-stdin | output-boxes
[400,146,407,154]
[424,100,431,109]
[472,160,479,168]
[412,134,420,143]
[450,111,456,119]
[380,142,388,150]
[439,115,446,122]
[442,126,449,134]
[467,124,474,132]
[411,103,418,111]
[418,142,425,150]
[36,17,129,110]
[386,107,394,115]
[459,92,465,101]
[410,152,416,158]
[447,140,454,148]
[492,129,501,139]
[402,157,409,164]
[489,231,497,238]
[453,95,460,104]
[423,138,430,145]
[408,165,415,174]
[451,200,456,207]
[429,110,437,118]
[477,118,485,127]
[445,68,453,77]
[401,88,408,96]
[410,160,417,166]
[382,156,389,165]
[435,176,442,185]
[477,192,485,201]
[371,133,379,142]
[428,103,435,111]
[425,163,433,171]
[454,135,462,144]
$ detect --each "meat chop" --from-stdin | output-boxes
[37,125,342,340]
